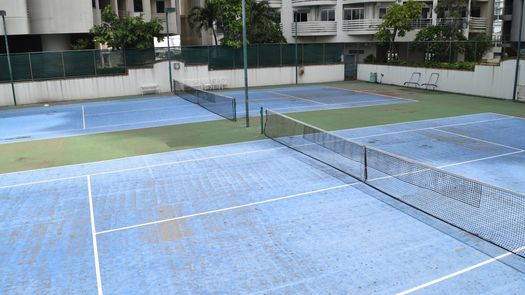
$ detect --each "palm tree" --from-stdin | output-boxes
[188,1,220,45]
[247,0,285,43]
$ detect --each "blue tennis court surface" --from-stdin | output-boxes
[0,85,413,144]
[1,113,524,294]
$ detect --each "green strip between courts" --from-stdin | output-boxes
[1,81,524,174]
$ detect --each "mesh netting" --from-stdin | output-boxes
[173,80,237,121]
[264,109,525,258]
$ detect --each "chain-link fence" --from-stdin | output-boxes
[0,43,344,83]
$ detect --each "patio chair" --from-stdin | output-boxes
[403,72,421,87]
[421,73,439,90]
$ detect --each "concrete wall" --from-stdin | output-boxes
[0,0,30,35]
[0,62,344,106]
[27,0,94,34]
[357,60,525,100]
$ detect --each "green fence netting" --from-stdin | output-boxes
[0,43,344,83]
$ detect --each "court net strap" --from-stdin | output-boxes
[173,80,237,121]
[263,109,525,258]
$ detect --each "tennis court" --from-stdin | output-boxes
[0,85,413,144]
[1,113,524,294]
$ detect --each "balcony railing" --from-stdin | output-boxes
[263,0,282,7]
[342,19,383,34]
[292,0,336,6]
[469,17,487,32]
[342,18,431,34]
[292,21,337,36]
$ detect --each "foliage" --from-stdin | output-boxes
[71,37,95,50]
[90,6,164,49]
[386,59,476,71]
[193,0,285,48]
[434,0,468,18]
[375,0,425,44]
[413,24,492,62]
[413,25,466,62]
[464,33,492,62]
[188,1,221,45]
[364,54,376,63]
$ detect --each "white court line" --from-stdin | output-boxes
[0,146,286,189]
[432,128,524,152]
[268,91,327,105]
[326,85,416,102]
[81,106,86,130]
[87,176,104,295]
[96,183,354,235]
[350,117,512,141]
[396,245,525,295]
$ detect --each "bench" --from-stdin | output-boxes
[140,84,160,95]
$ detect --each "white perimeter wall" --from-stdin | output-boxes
[357,60,525,100]
[0,62,344,107]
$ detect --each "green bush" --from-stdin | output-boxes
[364,54,376,63]
[383,60,475,71]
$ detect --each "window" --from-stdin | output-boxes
[471,7,481,18]
[134,0,143,12]
[421,7,431,19]
[294,11,308,22]
[321,9,335,21]
[156,1,165,13]
[344,8,364,20]
[379,7,388,19]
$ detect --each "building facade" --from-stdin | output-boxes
[0,0,180,52]
[274,0,494,44]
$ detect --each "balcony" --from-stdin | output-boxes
[342,19,383,34]
[261,0,282,8]
[342,18,431,35]
[292,0,336,7]
[437,17,487,33]
[468,17,488,32]
[292,21,337,36]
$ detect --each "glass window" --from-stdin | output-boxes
[471,7,481,17]
[321,9,335,21]
[379,8,388,19]
[421,7,431,19]
[134,0,143,12]
[344,8,364,20]
[156,1,165,13]
[294,11,308,22]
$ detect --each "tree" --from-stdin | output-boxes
[413,25,466,62]
[90,6,164,49]
[376,0,424,59]
[188,0,220,45]
[434,0,468,35]
[191,0,285,48]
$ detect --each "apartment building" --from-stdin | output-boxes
[0,0,180,53]
[274,0,494,43]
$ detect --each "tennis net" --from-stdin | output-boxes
[264,109,525,258]
[174,80,237,121]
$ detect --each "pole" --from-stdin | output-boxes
[242,0,249,127]
[166,10,173,92]
[295,21,298,85]
[1,11,16,106]
[513,0,524,101]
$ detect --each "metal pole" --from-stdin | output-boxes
[513,0,525,101]
[1,11,17,106]
[166,10,173,92]
[295,21,298,85]
[242,0,249,127]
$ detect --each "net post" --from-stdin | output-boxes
[363,146,368,182]
[259,107,264,134]
[233,99,237,121]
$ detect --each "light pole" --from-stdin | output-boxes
[242,0,249,127]
[166,7,177,92]
[513,0,524,101]
[0,10,16,106]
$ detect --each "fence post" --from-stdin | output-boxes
[474,41,478,61]
[61,52,66,78]
[28,52,34,80]
[92,50,97,76]
[449,41,452,63]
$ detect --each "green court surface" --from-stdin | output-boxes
[1,81,524,174]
